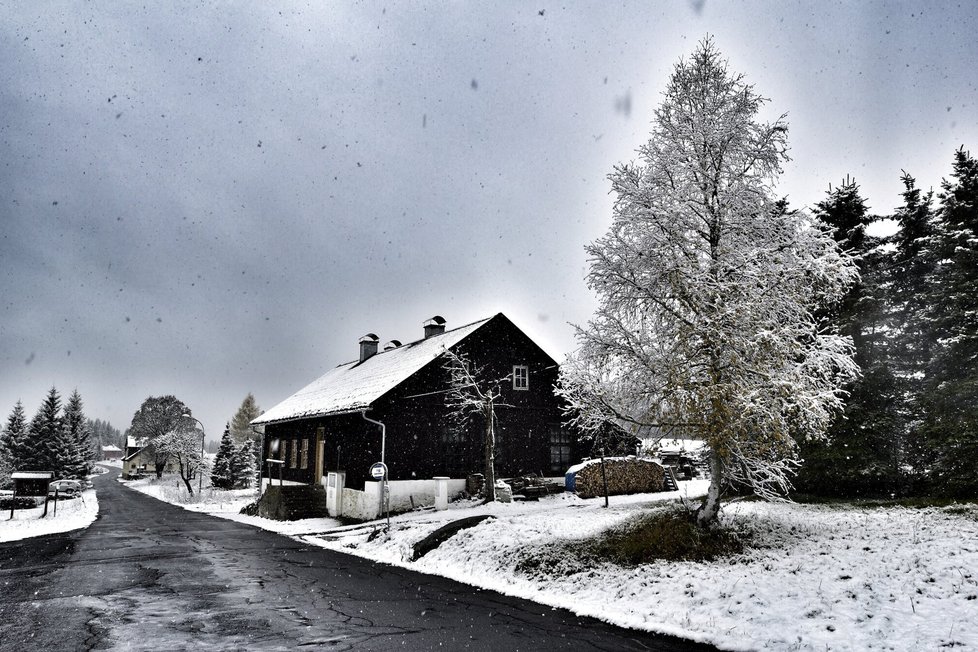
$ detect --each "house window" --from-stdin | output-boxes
[300,438,309,470]
[513,365,529,391]
[550,426,572,473]
[290,439,298,468]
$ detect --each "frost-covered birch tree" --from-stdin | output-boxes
[558,38,859,528]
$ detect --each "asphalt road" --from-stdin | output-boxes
[0,470,717,651]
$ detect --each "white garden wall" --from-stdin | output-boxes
[332,477,468,520]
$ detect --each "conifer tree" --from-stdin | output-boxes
[24,387,71,476]
[210,423,236,490]
[890,173,938,378]
[0,445,10,489]
[795,178,903,496]
[887,172,939,484]
[88,418,124,454]
[62,390,92,479]
[924,147,978,496]
[230,394,261,444]
[232,440,257,489]
[1,401,29,477]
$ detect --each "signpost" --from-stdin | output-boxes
[361,412,390,529]
[369,462,387,481]
[369,461,390,528]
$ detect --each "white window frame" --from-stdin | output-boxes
[513,365,529,391]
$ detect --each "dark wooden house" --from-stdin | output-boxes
[253,313,575,489]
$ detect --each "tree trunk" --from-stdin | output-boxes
[178,460,195,496]
[483,403,496,502]
[696,449,723,528]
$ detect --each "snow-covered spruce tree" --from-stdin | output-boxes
[923,147,978,497]
[795,178,903,497]
[230,393,261,445]
[0,442,10,489]
[232,440,257,489]
[1,401,29,481]
[889,172,938,382]
[558,38,859,528]
[210,423,236,490]
[887,172,940,485]
[23,388,75,477]
[62,389,93,479]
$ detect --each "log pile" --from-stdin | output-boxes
[568,457,666,499]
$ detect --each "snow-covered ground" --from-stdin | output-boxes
[126,476,978,651]
[0,488,99,543]
[120,475,258,512]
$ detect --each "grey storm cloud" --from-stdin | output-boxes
[1,1,976,436]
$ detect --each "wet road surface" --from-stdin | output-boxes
[0,470,716,651]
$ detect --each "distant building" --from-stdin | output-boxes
[122,436,178,477]
[101,445,123,461]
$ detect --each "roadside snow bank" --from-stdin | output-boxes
[0,489,99,543]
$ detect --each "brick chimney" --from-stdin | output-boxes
[423,315,446,338]
[359,333,379,362]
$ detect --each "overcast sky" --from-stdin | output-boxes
[2,1,976,441]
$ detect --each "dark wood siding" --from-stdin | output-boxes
[261,313,570,489]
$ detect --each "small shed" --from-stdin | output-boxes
[11,471,54,496]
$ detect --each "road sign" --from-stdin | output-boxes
[369,462,387,480]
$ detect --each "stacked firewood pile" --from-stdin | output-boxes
[569,457,665,498]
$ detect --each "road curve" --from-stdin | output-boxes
[0,469,716,651]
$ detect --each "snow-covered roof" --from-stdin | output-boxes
[253,316,493,425]
[126,436,148,449]
[12,471,54,479]
[101,445,122,452]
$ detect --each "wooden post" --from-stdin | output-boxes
[600,450,609,508]
[53,489,58,516]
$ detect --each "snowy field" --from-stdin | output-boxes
[127,477,978,651]
[0,488,99,543]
